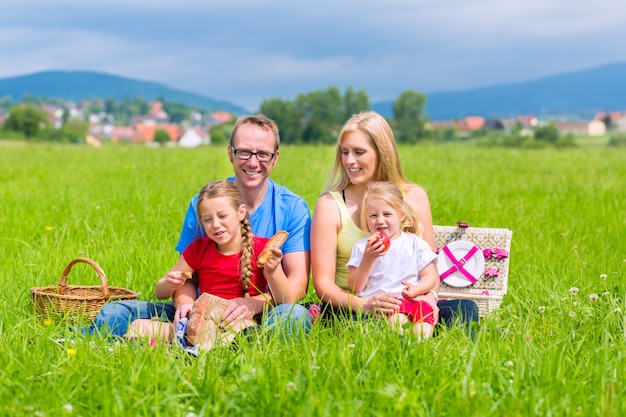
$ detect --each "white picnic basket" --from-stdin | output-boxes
[434,224,512,316]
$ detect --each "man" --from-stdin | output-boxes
[92,114,311,338]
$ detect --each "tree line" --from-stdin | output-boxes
[259,87,428,144]
[0,88,431,144]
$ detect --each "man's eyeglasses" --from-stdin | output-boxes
[231,146,276,162]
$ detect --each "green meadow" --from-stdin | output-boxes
[1,142,624,416]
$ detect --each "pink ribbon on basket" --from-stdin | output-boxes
[483,248,509,260]
[439,244,480,284]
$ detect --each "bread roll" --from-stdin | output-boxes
[256,230,289,267]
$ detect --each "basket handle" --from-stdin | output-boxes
[58,258,110,299]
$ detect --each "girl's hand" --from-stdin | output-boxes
[262,247,284,273]
[362,292,401,316]
[173,303,194,326]
[164,271,191,293]
[401,281,420,300]
[363,237,387,260]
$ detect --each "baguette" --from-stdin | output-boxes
[257,230,289,267]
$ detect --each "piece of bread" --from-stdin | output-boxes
[185,293,231,349]
[181,271,193,280]
[256,230,289,267]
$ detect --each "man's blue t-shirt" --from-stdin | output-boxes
[175,178,311,255]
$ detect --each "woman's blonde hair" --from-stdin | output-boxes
[324,111,410,194]
[359,181,422,236]
[197,180,254,297]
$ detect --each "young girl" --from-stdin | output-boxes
[128,180,287,347]
[346,181,439,339]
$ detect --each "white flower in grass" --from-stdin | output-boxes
[538,306,546,313]
[63,404,73,413]
[589,293,599,302]
[569,287,579,295]
[600,274,607,280]
[614,308,622,313]
[286,381,297,391]
[504,360,514,367]
[569,311,576,317]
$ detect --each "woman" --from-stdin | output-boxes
[311,111,478,329]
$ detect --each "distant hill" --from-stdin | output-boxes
[372,62,626,120]
[3,64,626,121]
[0,70,248,114]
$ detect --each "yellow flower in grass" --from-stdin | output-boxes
[45,226,53,231]
[43,319,52,326]
[66,348,76,356]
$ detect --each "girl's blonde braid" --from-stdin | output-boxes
[238,217,255,298]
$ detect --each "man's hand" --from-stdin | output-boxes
[221,297,264,329]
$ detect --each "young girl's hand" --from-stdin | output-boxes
[262,247,284,273]
[364,237,386,260]
[401,280,421,300]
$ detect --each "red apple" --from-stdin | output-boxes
[370,231,391,253]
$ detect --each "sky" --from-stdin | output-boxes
[1,0,625,112]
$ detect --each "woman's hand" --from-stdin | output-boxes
[173,303,195,326]
[362,292,402,316]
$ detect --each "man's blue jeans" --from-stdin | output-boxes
[88,299,312,338]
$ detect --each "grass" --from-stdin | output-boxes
[1,142,625,416]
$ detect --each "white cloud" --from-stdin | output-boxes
[1,0,626,110]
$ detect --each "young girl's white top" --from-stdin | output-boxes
[347,232,437,298]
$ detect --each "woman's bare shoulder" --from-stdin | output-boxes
[405,182,430,202]
[313,192,340,216]
[312,192,341,233]
[315,191,336,206]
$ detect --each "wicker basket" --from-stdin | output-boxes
[30,257,138,322]
[434,225,513,317]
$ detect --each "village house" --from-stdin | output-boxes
[178,126,211,147]
[556,120,606,137]
[614,114,626,132]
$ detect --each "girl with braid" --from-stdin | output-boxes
[128,180,285,344]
